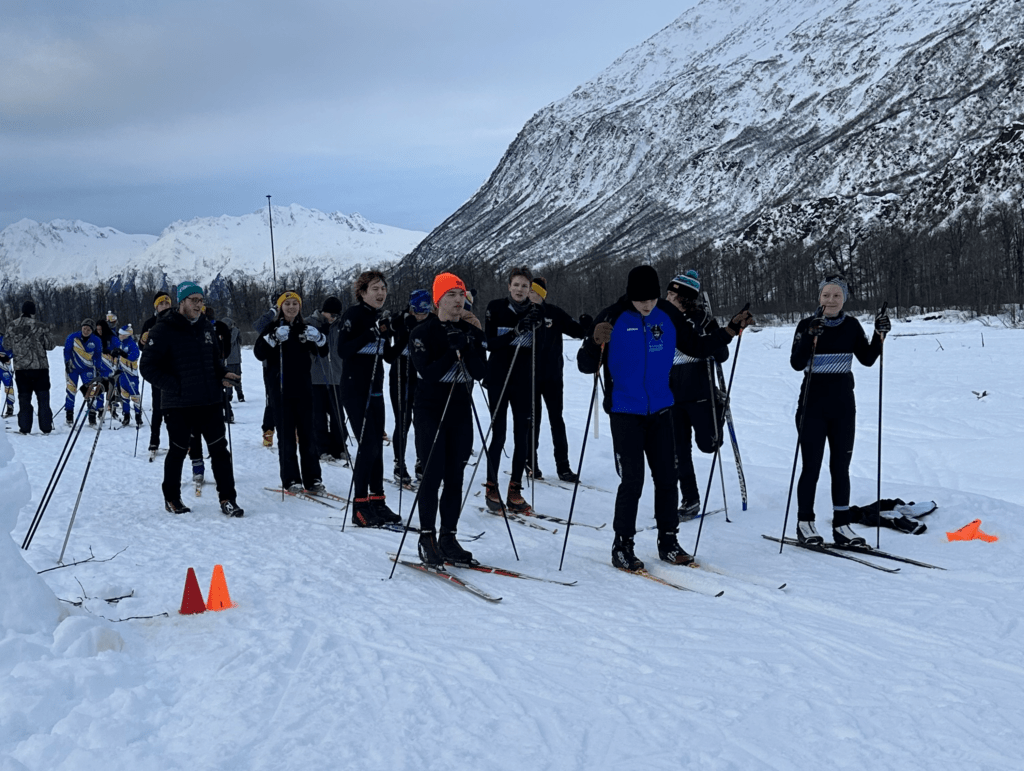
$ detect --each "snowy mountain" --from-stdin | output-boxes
[407,0,1024,271]
[1,205,426,288]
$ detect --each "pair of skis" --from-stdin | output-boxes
[762,535,945,571]
[388,553,578,602]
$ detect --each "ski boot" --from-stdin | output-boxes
[262,429,274,448]
[414,459,424,482]
[833,524,866,547]
[611,534,644,572]
[88,410,97,427]
[525,458,543,480]
[307,479,326,495]
[796,520,824,545]
[439,530,475,566]
[370,494,401,525]
[351,498,384,528]
[483,481,503,512]
[2,406,13,419]
[678,499,701,522]
[658,531,694,565]
[192,461,205,484]
[220,500,245,517]
[394,465,414,488]
[66,409,74,427]
[506,480,531,513]
[121,412,130,427]
[286,482,304,494]
[557,469,579,483]
[135,413,143,427]
[417,529,444,568]
[165,498,191,514]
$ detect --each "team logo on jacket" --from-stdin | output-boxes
[413,338,426,352]
[651,324,663,340]
[204,331,214,346]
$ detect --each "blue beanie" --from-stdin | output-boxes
[409,289,431,314]
[668,270,701,299]
[177,281,204,303]
[818,275,849,302]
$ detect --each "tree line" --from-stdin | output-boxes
[3,201,1023,340]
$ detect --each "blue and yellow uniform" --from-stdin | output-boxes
[64,329,110,413]
[113,331,142,419]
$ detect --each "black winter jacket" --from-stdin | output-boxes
[140,310,228,409]
[338,302,395,397]
[254,315,328,396]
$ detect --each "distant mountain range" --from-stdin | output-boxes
[406,0,1024,272]
[0,204,425,289]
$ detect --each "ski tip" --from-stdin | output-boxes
[714,590,725,597]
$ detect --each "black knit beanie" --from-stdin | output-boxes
[626,266,661,302]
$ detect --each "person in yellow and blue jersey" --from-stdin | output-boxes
[63,318,111,426]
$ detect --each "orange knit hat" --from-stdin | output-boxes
[432,272,466,305]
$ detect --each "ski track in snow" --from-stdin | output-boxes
[3,316,1023,770]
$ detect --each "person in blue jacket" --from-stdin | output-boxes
[111,324,143,427]
[0,330,14,418]
[64,319,110,426]
[577,265,753,571]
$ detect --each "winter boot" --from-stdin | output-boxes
[611,534,644,572]
[439,530,475,566]
[678,499,701,521]
[165,498,191,515]
[506,480,531,513]
[220,500,245,517]
[351,498,383,528]
[833,524,867,547]
[370,494,401,525]
[796,520,824,545]
[557,469,579,483]
[658,531,694,565]
[417,530,444,568]
[262,429,274,448]
[483,481,503,512]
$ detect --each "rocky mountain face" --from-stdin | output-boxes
[1,205,425,290]
[406,0,1024,274]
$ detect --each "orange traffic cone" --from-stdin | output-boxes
[179,567,207,615]
[206,564,236,611]
[946,519,999,543]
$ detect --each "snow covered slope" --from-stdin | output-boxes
[1,205,426,288]
[2,317,1023,769]
[408,0,1024,270]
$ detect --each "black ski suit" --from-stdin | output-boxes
[484,297,535,486]
[254,315,328,489]
[790,312,882,525]
[409,315,486,533]
[386,311,426,476]
[338,302,396,499]
[670,307,729,504]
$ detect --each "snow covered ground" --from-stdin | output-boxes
[3,314,1022,770]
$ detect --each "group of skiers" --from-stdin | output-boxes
[3,265,890,573]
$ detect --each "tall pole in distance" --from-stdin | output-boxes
[266,195,277,286]
[875,301,888,549]
[267,194,282,500]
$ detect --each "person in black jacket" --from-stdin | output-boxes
[483,266,542,513]
[665,271,729,519]
[141,291,174,452]
[254,290,329,493]
[204,306,234,423]
[386,289,431,485]
[139,282,243,517]
[526,276,590,483]
[789,275,889,547]
[305,296,350,465]
[410,273,487,567]
[338,270,400,527]
[577,266,752,571]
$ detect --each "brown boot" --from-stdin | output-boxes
[483,481,503,512]
[506,480,531,513]
[262,429,274,448]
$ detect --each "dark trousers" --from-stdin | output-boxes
[163,404,236,502]
[415,401,473,532]
[533,377,571,474]
[149,386,168,447]
[485,378,532,485]
[796,391,856,523]
[261,366,276,433]
[610,409,678,537]
[672,394,724,504]
[344,391,385,499]
[15,369,53,434]
[311,384,348,459]
[271,390,323,488]
[388,365,416,472]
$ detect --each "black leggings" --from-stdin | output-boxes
[485,378,532,486]
[610,409,678,537]
[672,395,723,503]
[415,400,473,533]
[796,390,856,523]
[344,390,385,499]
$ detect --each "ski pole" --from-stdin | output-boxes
[341,335,383,529]
[705,356,730,524]
[530,325,537,510]
[21,399,90,550]
[875,301,888,549]
[388,379,459,577]
[693,304,748,556]
[778,306,825,554]
[58,387,108,563]
[457,344,521,517]
[558,345,602,571]
[134,375,146,458]
[458,357,519,561]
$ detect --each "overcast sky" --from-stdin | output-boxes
[1,1,687,236]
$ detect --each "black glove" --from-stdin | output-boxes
[110,348,123,359]
[515,306,544,334]
[447,328,468,352]
[727,309,754,335]
[578,314,594,332]
[0,353,9,364]
[874,312,891,336]
[65,360,73,374]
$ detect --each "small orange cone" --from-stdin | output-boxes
[206,564,235,611]
[946,519,999,543]
[179,567,207,615]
